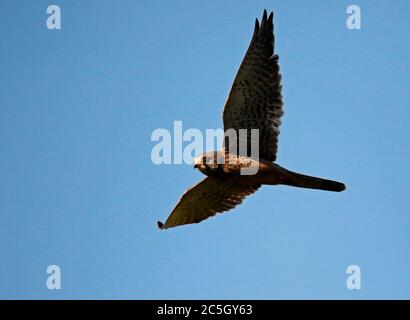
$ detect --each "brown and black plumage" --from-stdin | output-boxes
[223,10,283,162]
[158,10,345,230]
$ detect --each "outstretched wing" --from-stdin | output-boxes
[223,10,284,162]
[158,177,260,229]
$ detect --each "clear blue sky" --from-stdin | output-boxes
[1,0,409,299]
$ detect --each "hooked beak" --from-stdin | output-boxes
[194,164,198,169]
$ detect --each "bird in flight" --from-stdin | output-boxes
[158,10,346,230]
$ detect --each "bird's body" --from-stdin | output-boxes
[157,10,346,230]
[194,151,345,190]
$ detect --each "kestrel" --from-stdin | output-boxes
[157,10,345,230]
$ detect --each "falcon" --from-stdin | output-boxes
[158,10,346,230]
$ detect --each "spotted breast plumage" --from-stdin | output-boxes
[157,10,346,230]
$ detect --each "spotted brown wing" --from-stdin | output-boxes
[223,10,284,162]
[158,177,260,229]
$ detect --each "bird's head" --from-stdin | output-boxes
[193,151,224,175]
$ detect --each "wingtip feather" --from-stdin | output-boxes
[262,9,268,22]
[254,18,260,34]
[268,11,274,22]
